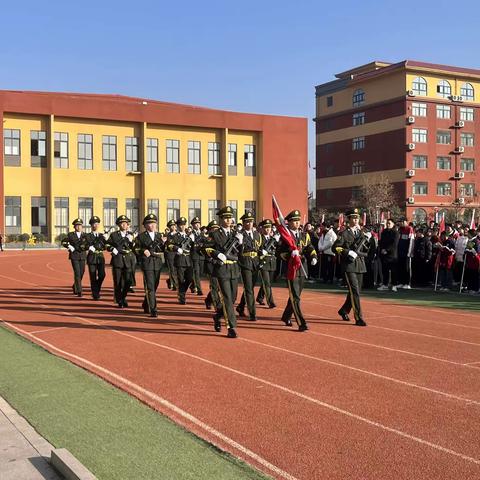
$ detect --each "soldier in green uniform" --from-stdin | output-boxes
[277,210,318,331]
[333,208,369,326]
[135,214,164,317]
[62,218,88,297]
[236,210,261,321]
[204,206,241,338]
[85,216,107,300]
[166,217,194,305]
[106,215,136,308]
[164,220,178,291]
[256,219,278,308]
[190,217,205,296]
[203,220,221,311]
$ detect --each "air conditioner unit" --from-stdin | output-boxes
[407,116,415,124]
[407,169,416,177]
[407,197,415,204]
[450,95,464,102]
[407,143,416,150]
[455,146,465,153]
[455,120,465,128]
[454,171,465,179]
[407,90,416,97]
[458,197,465,205]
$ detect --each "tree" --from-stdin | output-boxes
[18,233,30,250]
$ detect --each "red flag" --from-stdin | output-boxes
[379,211,385,236]
[272,195,302,280]
[321,213,325,224]
[438,212,446,234]
[362,212,367,226]
[338,213,344,228]
[470,209,476,230]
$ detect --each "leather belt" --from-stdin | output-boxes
[242,252,258,257]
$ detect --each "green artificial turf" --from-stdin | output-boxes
[0,326,270,480]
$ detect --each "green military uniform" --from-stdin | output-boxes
[85,216,107,300]
[190,217,205,295]
[333,208,368,326]
[277,210,317,331]
[135,214,164,317]
[204,206,241,338]
[164,220,178,291]
[203,220,221,311]
[62,218,88,296]
[106,215,136,308]
[236,210,261,321]
[256,219,278,308]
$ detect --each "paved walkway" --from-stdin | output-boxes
[0,395,61,480]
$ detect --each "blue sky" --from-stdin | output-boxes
[2,0,480,193]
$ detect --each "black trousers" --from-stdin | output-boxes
[71,259,86,294]
[165,255,177,289]
[397,257,411,285]
[87,261,105,297]
[412,258,429,286]
[341,272,364,321]
[216,275,239,329]
[256,269,275,306]
[142,268,161,313]
[381,259,398,286]
[191,258,204,293]
[323,255,335,282]
[176,266,193,302]
[238,268,258,316]
[206,276,222,310]
[112,267,133,304]
[282,276,306,328]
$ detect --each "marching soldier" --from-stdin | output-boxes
[203,220,221,311]
[236,210,261,321]
[62,218,88,297]
[333,208,369,326]
[166,217,193,305]
[204,206,241,338]
[256,219,278,308]
[86,216,107,300]
[190,217,205,296]
[135,214,164,317]
[107,215,136,308]
[164,220,178,291]
[277,210,318,331]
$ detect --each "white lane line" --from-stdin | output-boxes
[29,326,70,335]
[0,320,298,480]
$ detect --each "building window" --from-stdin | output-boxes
[326,96,333,107]
[460,107,474,122]
[102,135,117,171]
[166,139,180,173]
[412,128,427,143]
[188,199,201,220]
[413,155,427,169]
[228,143,237,175]
[244,201,256,219]
[437,80,451,99]
[412,208,427,224]
[352,160,364,174]
[125,137,139,172]
[461,82,474,100]
[244,144,256,176]
[4,129,21,166]
[208,200,220,221]
[146,138,158,172]
[147,199,159,220]
[187,140,201,174]
[126,198,139,230]
[460,183,475,196]
[325,164,334,176]
[461,133,475,146]
[352,137,365,150]
[167,199,180,221]
[103,198,117,230]
[412,103,427,117]
[436,104,450,119]
[460,158,475,171]
[352,89,365,107]
[5,196,21,235]
[55,197,69,237]
[54,132,69,168]
[78,197,93,232]
[31,131,47,167]
[31,196,48,235]
[227,200,238,220]
[436,156,451,170]
[412,182,428,195]
[208,142,221,175]
[437,182,452,196]
[412,77,427,96]
[352,112,365,126]
[436,131,451,144]
[78,134,93,170]
[351,186,362,201]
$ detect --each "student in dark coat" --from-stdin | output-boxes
[412,228,432,286]
[377,219,399,292]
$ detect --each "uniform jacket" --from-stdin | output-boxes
[259,234,278,272]
[190,230,206,262]
[277,230,317,278]
[166,232,193,268]
[205,228,241,279]
[86,232,107,265]
[333,227,368,274]
[238,230,261,271]
[135,231,164,271]
[62,231,88,261]
[107,231,136,270]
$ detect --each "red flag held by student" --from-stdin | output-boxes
[438,212,446,234]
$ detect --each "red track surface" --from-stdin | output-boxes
[1,250,479,480]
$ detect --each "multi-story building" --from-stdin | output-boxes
[0,90,307,242]
[315,60,480,223]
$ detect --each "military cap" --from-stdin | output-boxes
[240,210,255,222]
[143,213,157,225]
[285,210,301,221]
[88,216,101,226]
[190,216,201,225]
[167,219,176,228]
[72,218,83,226]
[176,217,187,225]
[116,215,131,225]
[217,206,234,218]
[259,218,273,227]
[207,220,220,230]
[345,208,360,218]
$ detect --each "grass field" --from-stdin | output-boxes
[0,326,269,480]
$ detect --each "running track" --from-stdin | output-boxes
[1,250,479,480]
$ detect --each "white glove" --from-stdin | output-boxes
[89,246,96,252]
[235,232,243,245]
[189,233,195,241]
[311,257,318,266]
[68,245,75,252]
[364,231,372,240]
[177,248,183,255]
[217,252,227,263]
[274,234,280,242]
[112,248,119,255]
[127,234,133,242]
[291,249,300,257]
[348,250,358,259]
[261,249,268,256]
